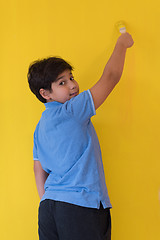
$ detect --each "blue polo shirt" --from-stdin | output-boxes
[33,90,112,209]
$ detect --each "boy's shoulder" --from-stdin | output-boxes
[34,89,96,133]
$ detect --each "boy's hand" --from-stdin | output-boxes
[117,32,134,49]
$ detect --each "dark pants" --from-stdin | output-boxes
[38,199,111,240]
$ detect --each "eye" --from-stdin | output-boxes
[59,81,65,85]
[70,76,74,81]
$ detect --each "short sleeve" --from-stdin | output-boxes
[33,128,39,161]
[62,90,96,123]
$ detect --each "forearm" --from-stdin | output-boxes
[34,161,49,199]
[102,41,127,81]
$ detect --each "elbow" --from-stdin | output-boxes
[111,71,122,83]
[104,70,121,84]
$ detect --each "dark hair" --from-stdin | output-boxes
[27,57,74,103]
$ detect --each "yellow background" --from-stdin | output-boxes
[0,0,160,239]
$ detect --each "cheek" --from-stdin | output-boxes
[60,88,70,98]
[75,81,79,89]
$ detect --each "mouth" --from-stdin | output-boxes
[70,92,78,97]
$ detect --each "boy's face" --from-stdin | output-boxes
[40,69,79,103]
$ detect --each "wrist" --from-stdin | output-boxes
[116,38,127,50]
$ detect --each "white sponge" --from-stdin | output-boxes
[116,21,126,33]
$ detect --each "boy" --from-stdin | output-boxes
[28,32,134,240]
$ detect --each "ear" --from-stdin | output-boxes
[39,88,51,101]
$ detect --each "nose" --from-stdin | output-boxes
[69,80,76,89]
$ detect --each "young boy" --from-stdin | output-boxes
[28,32,134,240]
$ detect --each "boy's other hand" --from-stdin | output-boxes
[117,32,134,49]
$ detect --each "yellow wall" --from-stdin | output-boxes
[0,0,160,239]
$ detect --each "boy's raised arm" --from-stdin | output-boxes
[90,32,134,110]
